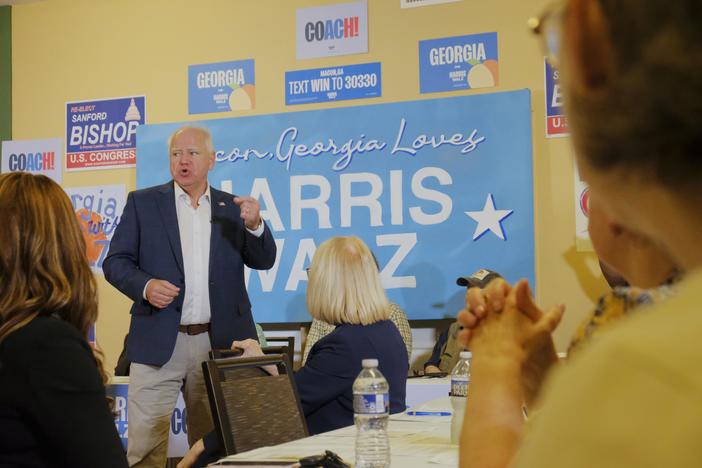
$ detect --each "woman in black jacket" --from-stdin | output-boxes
[0,173,127,467]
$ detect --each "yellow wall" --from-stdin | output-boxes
[11,0,607,371]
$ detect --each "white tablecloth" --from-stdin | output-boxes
[106,375,450,459]
[211,397,458,467]
[405,376,451,408]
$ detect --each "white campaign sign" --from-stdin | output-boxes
[296,0,368,59]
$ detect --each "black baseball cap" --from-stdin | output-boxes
[456,269,501,288]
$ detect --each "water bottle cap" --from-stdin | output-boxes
[362,358,379,368]
[460,351,472,359]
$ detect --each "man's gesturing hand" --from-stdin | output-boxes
[234,196,261,230]
[146,279,180,309]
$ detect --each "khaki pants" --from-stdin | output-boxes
[127,332,213,467]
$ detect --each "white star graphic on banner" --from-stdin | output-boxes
[465,194,514,241]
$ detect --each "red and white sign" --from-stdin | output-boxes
[574,165,591,251]
[544,59,569,137]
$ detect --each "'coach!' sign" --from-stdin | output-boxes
[1,138,63,183]
[65,96,145,171]
[296,0,368,60]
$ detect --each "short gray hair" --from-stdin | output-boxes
[167,126,214,154]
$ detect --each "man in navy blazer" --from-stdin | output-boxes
[103,126,276,467]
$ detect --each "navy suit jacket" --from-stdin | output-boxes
[295,320,408,435]
[103,181,277,366]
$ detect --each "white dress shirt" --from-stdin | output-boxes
[142,182,265,324]
[175,182,213,325]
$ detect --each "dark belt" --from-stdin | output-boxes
[178,323,210,335]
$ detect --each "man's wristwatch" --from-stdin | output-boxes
[246,217,263,230]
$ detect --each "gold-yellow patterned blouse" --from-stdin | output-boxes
[567,284,676,356]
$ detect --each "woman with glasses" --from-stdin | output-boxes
[457,1,702,467]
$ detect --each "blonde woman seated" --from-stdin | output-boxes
[303,303,412,364]
[180,236,408,467]
[302,251,412,364]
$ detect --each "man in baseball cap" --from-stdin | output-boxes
[456,268,502,288]
[423,269,502,374]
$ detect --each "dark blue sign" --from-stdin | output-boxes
[104,382,190,454]
[544,58,569,136]
[66,96,145,170]
[285,62,381,105]
[105,382,129,450]
[419,32,498,94]
[189,59,255,114]
[88,324,96,346]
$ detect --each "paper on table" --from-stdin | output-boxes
[215,446,301,461]
[208,462,298,467]
[390,431,446,445]
[391,439,457,466]
[217,439,354,464]
[390,412,450,422]
[408,396,452,412]
[428,449,459,466]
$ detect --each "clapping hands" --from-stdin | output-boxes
[456,278,565,405]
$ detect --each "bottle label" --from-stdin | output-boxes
[451,377,468,397]
[354,393,389,414]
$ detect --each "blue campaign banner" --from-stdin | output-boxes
[64,184,126,274]
[105,380,189,456]
[66,96,145,171]
[419,32,499,94]
[88,324,96,347]
[188,59,255,114]
[136,91,534,322]
[105,381,129,450]
[285,62,381,105]
[544,58,569,137]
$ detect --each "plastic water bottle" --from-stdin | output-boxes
[450,351,471,444]
[353,358,390,468]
